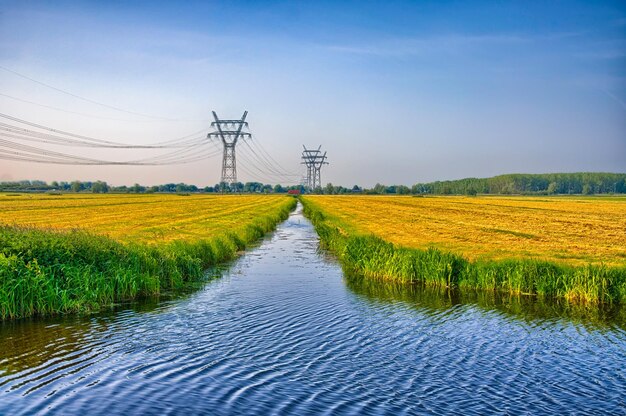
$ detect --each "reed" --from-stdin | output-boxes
[301,197,626,305]
[0,197,296,319]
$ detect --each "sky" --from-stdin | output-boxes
[0,0,624,187]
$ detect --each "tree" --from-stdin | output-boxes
[92,181,109,193]
[547,182,558,195]
[232,182,244,193]
[324,183,335,195]
[373,183,386,194]
[411,184,425,194]
[70,181,82,193]
[397,185,411,195]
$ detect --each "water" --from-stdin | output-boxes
[1,204,625,415]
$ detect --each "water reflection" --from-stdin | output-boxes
[0,267,227,379]
[345,273,626,331]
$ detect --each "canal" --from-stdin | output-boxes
[1,204,625,415]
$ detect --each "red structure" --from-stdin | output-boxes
[287,189,301,195]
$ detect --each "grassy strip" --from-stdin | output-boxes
[0,197,296,319]
[301,197,626,305]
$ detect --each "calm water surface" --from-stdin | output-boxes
[1,204,625,415]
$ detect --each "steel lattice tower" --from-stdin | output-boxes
[301,145,328,190]
[313,151,327,188]
[301,146,320,190]
[207,111,251,185]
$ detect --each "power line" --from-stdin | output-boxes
[248,135,300,175]
[0,92,172,122]
[239,144,300,182]
[0,126,206,149]
[0,105,302,182]
[238,148,297,183]
[0,112,207,148]
[0,65,210,122]
[242,139,300,178]
[0,116,220,165]
[0,138,221,165]
[236,163,299,186]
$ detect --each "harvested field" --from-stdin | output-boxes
[303,195,626,266]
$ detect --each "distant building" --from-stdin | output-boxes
[287,189,301,195]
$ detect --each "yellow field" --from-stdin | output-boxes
[0,193,292,244]
[304,195,626,266]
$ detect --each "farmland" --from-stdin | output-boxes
[303,195,626,265]
[0,193,296,319]
[0,193,293,244]
[301,195,626,304]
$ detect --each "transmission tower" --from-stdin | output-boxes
[301,145,320,190]
[313,151,327,189]
[207,111,251,185]
[301,145,328,191]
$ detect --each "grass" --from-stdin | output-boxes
[301,196,626,305]
[0,194,296,319]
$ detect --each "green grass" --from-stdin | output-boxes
[0,198,296,319]
[301,197,626,305]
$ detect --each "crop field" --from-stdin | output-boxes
[303,195,626,266]
[301,195,626,304]
[0,193,292,244]
[0,193,296,319]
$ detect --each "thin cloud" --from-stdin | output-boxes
[324,32,583,58]
[602,89,626,112]
[574,50,626,60]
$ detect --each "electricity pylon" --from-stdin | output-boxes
[301,145,328,191]
[207,111,251,185]
[301,145,320,190]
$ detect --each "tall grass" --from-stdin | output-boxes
[301,198,626,305]
[0,198,296,319]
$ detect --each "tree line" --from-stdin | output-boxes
[409,173,626,195]
[0,180,306,194]
[309,173,626,195]
[2,172,625,195]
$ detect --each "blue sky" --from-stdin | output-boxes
[0,0,624,186]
